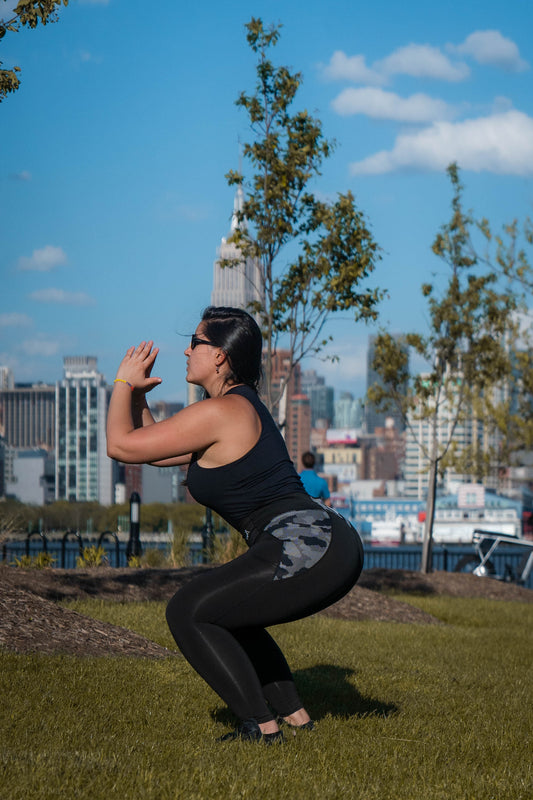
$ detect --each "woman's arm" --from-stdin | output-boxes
[132,392,156,429]
[106,341,222,465]
[131,386,190,464]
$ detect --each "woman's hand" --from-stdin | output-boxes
[114,341,162,395]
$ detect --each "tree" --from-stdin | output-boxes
[223,18,383,416]
[368,164,533,573]
[0,0,68,102]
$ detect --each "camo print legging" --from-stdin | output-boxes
[166,493,364,724]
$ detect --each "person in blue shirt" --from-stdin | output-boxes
[299,451,331,506]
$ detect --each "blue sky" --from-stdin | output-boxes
[1,0,532,404]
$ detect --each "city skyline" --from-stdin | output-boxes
[2,0,532,404]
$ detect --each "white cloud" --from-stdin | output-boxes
[377,43,469,82]
[18,245,67,271]
[19,336,61,358]
[350,110,533,176]
[321,44,468,85]
[321,51,384,85]
[316,340,368,393]
[29,288,95,306]
[453,30,529,72]
[0,312,32,327]
[332,87,454,123]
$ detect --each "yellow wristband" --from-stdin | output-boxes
[113,378,134,391]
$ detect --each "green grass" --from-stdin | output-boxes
[1,596,532,800]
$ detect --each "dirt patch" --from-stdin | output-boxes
[0,565,530,659]
[0,583,177,659]
[357,567,533,602]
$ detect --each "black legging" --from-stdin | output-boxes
[166,495,364,724]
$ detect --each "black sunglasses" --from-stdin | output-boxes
[190,335,215,350]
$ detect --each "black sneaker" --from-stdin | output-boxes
[277,716,315,732]
[217,718,285,745]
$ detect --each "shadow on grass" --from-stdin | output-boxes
[211,663,397,727]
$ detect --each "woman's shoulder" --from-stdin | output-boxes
[199,390,259,420]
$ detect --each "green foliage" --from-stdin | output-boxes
[76,545,108,568]
[0,500,206,539]
[368,164,533,571]
[211,528,247,563]
[168,527,193,567]
[139,547,170,568]
[2,596,532,799]
[13,551,56,568]
[225,18,383,413]
[0,1,69,101]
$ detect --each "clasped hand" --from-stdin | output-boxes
[114,341,162,394]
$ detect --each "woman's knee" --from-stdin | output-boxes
[165,589,193,640]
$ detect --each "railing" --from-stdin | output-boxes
[1,536,532,589]
[97,530,121,568]
[61,530,84,568]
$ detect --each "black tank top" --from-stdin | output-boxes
[186,384,306,531]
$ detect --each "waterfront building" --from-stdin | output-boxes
[317,429,362,492]
[4,447,54,504]
[0,383,55,449]
[55,356,115,505]
[402,373,511,499]
[141,463,186,504]
[403,399,473,499]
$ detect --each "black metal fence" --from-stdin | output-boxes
[2,534,532,589]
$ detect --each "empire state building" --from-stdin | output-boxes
[211,185,263,313]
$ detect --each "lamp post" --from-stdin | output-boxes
[127,491,142,561]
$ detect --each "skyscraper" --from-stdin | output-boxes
[301,369,335,427]
[334,391,363,429]
[55,356,115,504]
[366,334,407,433]
[211,185,263,313]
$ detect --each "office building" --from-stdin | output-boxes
[0,383,55,449]
[403,382,477,499]
[287,394,311,471]
[55,356,115,504]
[334,392,362,429]
[366,334,407,433]
[4,447,55,504]
[301,370,335,427]
[211,185,263,314]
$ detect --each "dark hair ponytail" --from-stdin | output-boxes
[201,306,263,392]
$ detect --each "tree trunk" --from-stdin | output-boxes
[421,457,438,574]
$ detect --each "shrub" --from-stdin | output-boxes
[13,552,56,569]
[212,529,247,563]
[140,548,170,568]
[169,528,193,567]
[76,545,108,568]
